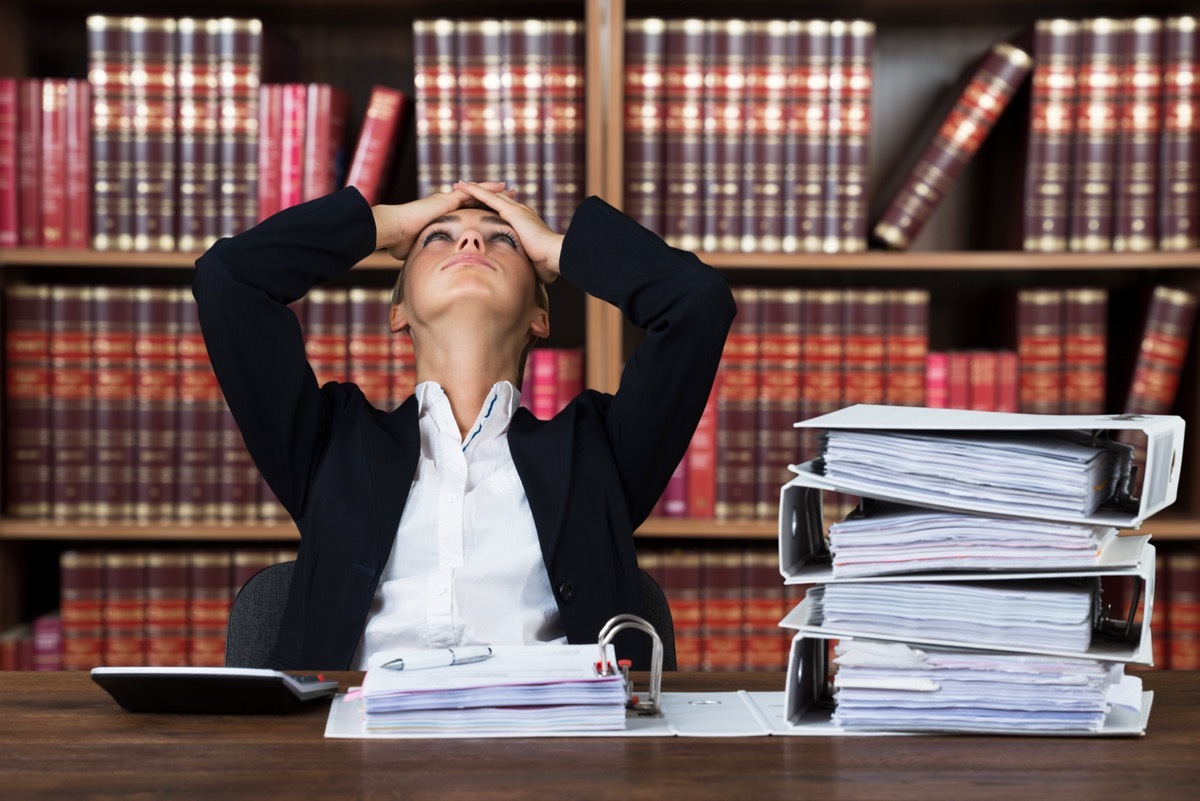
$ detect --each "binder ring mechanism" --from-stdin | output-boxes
[596,614,663,718]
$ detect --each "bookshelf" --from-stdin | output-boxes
[2,0,1200,651]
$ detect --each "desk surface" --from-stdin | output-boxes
[1,670,1197,801]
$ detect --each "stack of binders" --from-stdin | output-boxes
[775,405,1184,735]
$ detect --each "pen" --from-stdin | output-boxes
[381,646,494,671]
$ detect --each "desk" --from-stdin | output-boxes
[0,670,1197,801]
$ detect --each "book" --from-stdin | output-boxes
[874,41,1032,250]
[103,550,147,666]
[1069,19,1124,252]
[1016,288,1065,414]
[541,20,584,234]
[92,286,137,522]
[17,78,41,247]
[60,550,104,670]
[662,18,706,251]
[783,20,829,254]
[87,15,129,250]
[302,83,351,201]
[502,19,545,213]
[623,18,667,235]
[344,85,408,204]
[413,18,459,196]
[39,79,67,249]
[177,17,223,251]
[50,286,94,521]
[701,19,748,253]
[715,287,760,521]
[4,285,51,518]
[1159,16,1200,250]
[128,16,178,252]
[0,78,15,247]
[1024,19,1080,252]
[1112,18,1164,252]
[740,20,790,253]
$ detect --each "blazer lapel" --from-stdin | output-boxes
[508,406,573,562]
[361,395,421,556]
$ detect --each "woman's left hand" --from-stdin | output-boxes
[453,181,564,285]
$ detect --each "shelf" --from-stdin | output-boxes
[0,520,300,542]
[698,250,1200,271]
[636,519,778,539]
[0,248,404,271]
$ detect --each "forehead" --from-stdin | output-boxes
[423,209,511,230]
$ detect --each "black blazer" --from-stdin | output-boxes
[193,188,735,670]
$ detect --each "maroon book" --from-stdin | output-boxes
[0,78,16,247]
[128,17,178,251]
[344,85,408,205]
[256,83,283,220]
[1159,17,1200,250]
[799,288,843,459]
[502,19,546,215]
[541,19,585,234]
[715,287,761,522]
[39,79,67,249]
[742,544,786,672]
[92,286,137,522]
[218,19,264,236]
[755,288,803,520]
[701,545,745,672]
[145,550,190,666]
[457,20,505,186]
[841,288,886,406]
[661,547,702,671]
[4,284,51,518]
[1069,19,1124,252]
[1016,288,1065,413]
[134,287,181,522]
[302,84,352,201]
[1113,18,1163,253]
[1062,287,1108,414]
[623,18,667,235]
[16,78,41,246]
[103,550,147,666]
[278,82,307,211]
[413,18,460,196]
[50,286,94,521]
[87,15,129,250]
[188,549,232,667]
[662,18,706,251]
[741,20,790,253]
[177,17,223,250]
[784,20,829,254]
[821,23,849,254]
[838,20,875,253]
[60,550,104,670]
[1123,285,1198,416]
[701,19,748,253]
[64,79,91,250]
[348,288,393,408]
[1024,19,1080,252]
[304,287,349,386]
[883,288,930,407]
[178,298,223,523]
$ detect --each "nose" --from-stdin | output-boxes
[456,228,484,251]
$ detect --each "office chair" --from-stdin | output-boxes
[225,560,678,671]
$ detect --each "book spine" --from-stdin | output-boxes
[1024,19,1080,252]
[50,286,94,521]
[457,20,505,185]
[784,20,829,253]
[701,19,747,253]
[660,458,688,518]
[662,18,706,250]
[556,348,583,412]
[529,348,559,420]
[1113,18,1163,253]
[92,286,137,522]
[39,79,67,249]
[64,79,91,250]
[390,323,418,408]
[188,550,231,667]
[1168,550,1200,670]
[1063,287,1108,414]
[1069,18,1124,252]
[1123,285,1198,414]
[145,550,190,666]
[841,288,886,405]
[502,19,546,214]
[278,82,307,210]
[715,287,760,521]
[129,17,178,251]
[662,547,702,671]
[218,18,263,236]
[924,351,949,408]
[348,287,393,408]
[302,84,351,201]
[1016,288,1065,413]
[4,285,51,518]
[755,288,803,520]
[255,83,282,220]
[740,20,789,253]
[16,78,41,246]
[0,78,15,246]
[884,288,929,406]
[87,15,129,251]
[996,350,1020,412]
[742,544,786,672]
[32,612,62,671]
[344,85,407,205]
[134,287,181,522]
[799,289,843,458]
[685,386,717,519]
[1159,16,1200,250]
[413,18,459,196]
[968,350,998,411]
[701,546,744,672]
[178,299,222,523]
[177,17,222,250]
[103,550,146,666]
[541,20,585,234]
[821,22,848,254]
[623,18,666,234]
[304,287,348,386]
[839,21,875,253]
[60,550,104,670]
[946,350,971,410]
[874,42,1033,250]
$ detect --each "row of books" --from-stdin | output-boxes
[413,18,585,234]
[0,546,297,671]
[623,18,874,254]
[0,18,410,252]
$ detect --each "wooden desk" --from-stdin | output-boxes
[1,670,1197,800]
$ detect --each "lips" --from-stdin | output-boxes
[441,254,496,271]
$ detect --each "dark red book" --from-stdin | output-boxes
[783,20,829,254]
[555,348,584,411]
[740,20,790,253]
[661,547,702,671]
[128,16,178,251]
[715,287,760,521]
[16,78,41,246]
[701,546,744,672]
[1167,549,1200,670]
[1159,17,1200,251]
[457,20,505,186]
[1069,19,1124,252]
[1113,18,1163,253]
[304,287,349,387]
[86,15,129,250]
[623,18,667,234]
[344,85,408,205]
[348,287,393,408]
[32,612,62,671]
[884,288,929,406]
[4,284,51,518]
[134,287,181,522]
[1016,288,1065,413]
[50,285,94,521]
[821,23,848,254]
[103,550,147,666]
[968,350,998,411]
[64,79,91,250]
[278,82,307,211]
[92,286,137,522]
[701,19,747,253]
[217,18,267,236]
[0,78,15,246]
[946,350,971,410]
[390,327,417,408]
[742,543,786,672]
[799,289,843,459]
[662,18,706,250]
[145,550,190,666]
[874,41,1032,250]
[1024,19,1080,253]
[188,549,232,667]
[842,288,886,406]
[924,351,949,408]
[177,17,223,250]
[413,18,460,196]
[755,288,803,520]
[302,83,351,201]
[502,19,545,215]
[1063,287,1108,414]
[256,83,283,220]
[996,350,1020,412]
[660,457,688,518]
[838,20,875,253]
[541,20,585,234]
[178,298,222,523]
[685,385,717,519]
[39,79,67,249]
[60,550,104,670]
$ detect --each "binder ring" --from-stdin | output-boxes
[597,613,663,717]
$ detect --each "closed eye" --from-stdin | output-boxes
[421,227,453,246]
[490,231,519,248]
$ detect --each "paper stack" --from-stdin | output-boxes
[776,405,1184,736]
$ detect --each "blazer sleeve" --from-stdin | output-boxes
[191,187,378,518]
[558,196,737,527]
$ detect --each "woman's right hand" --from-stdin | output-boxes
[371,181,512,261]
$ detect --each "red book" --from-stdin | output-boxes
[874,41,1032,250]
[103,550,147,666]
[303,83,351,201]
[883,288,929,406]
[1159,17,1200,250]
[217,18,269,236]
[783,20,829,254]
[701,19,748,253]
[39,79,68,249]
[390,328,417,408]
[344,85,408,204]
[145,550,190,667]
[528,348,559,420]
[502,19,545,215]
[0,78,16,246]
[756,288,803,520]
[1024,19,1080,252]
[1016,288,1065,413]
[457,20,505,185]
[4,284,51,518]
[1069,19,1123,252]
[661,547,702,671]
[555,348,583,412]
[740,20,790,253]
[799,289,843,459]
[685,386,717,519]
[60,550,104,670]
[701,546,744,672]
[742,544,786,672]
[841,288,886,406]
[64,79,91,250]
[348,287,393,408]
[1112,18,1163,253]
[995,350,1020,412]
[177,17,223,250]
[304,287,349,387]
[660,458,688,518]
[278,82,307,211]
[821,23,848,254]
[256,83,283,220]
[1167,550,1200,670]
[924,351,949,408]
[92,286,137,522]
[50,286,93,521]
[188,550,232,667]
[16,78,41,246]
[1152,551,1170,669]
[715,287,760,521]
[128,16,178,251]
[623,18,667,235]
[134,287,181,522]
[86,15,129,250]
[838,20,874,253]
[178,298,222,523]
[1063,287,1108,414]
[968,350,998,411]
[32,612,62,671]
[662,18,706,251]
[946,350,970,410]
[541,20,585,234]
[413,18,460,196]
